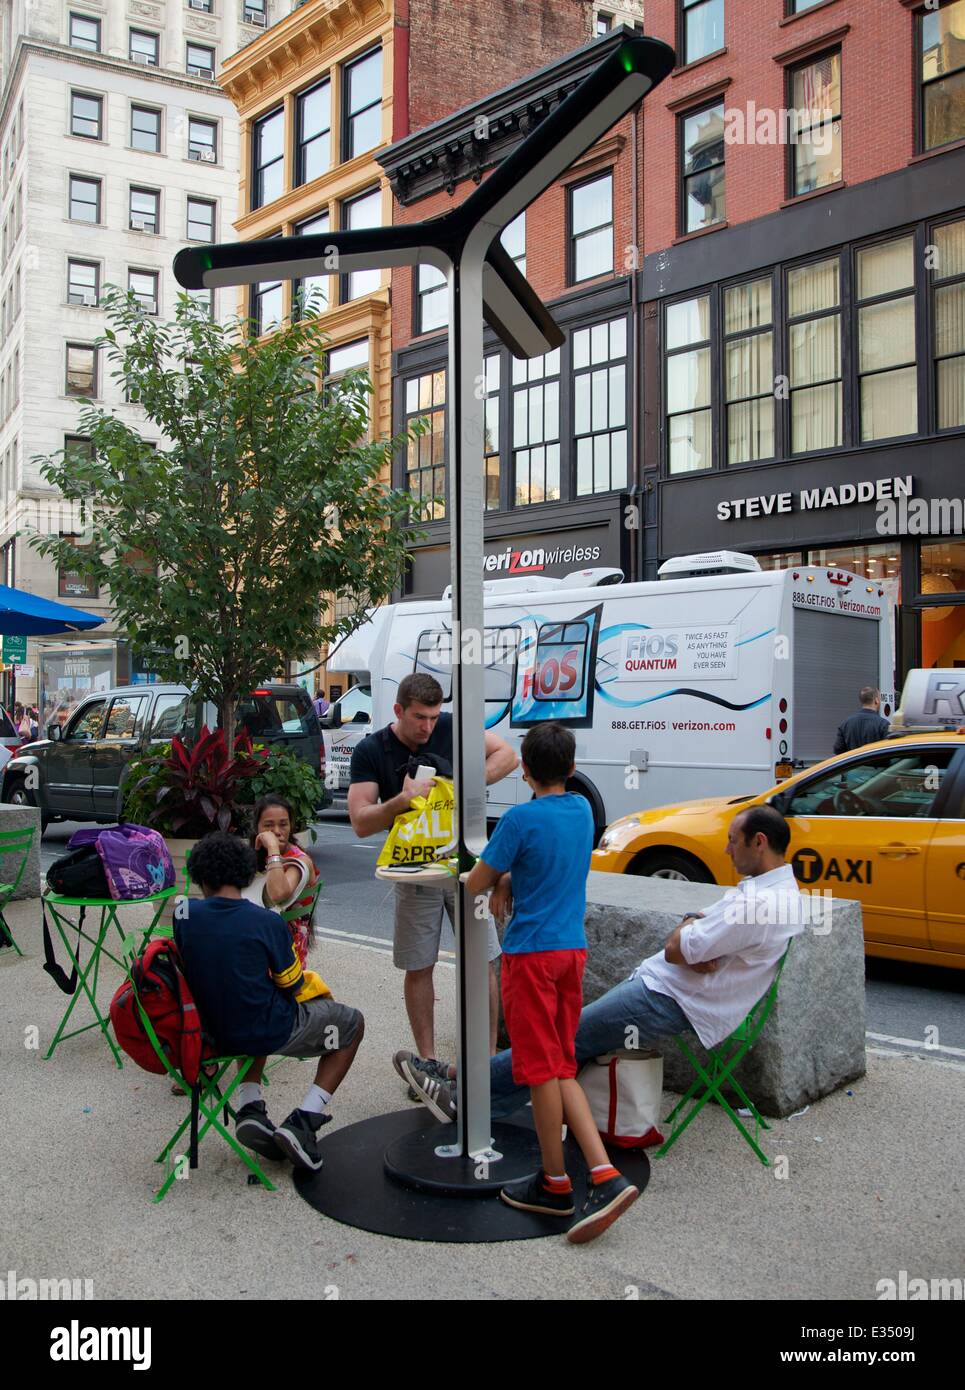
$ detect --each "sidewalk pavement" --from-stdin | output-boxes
[2,896,962,1302]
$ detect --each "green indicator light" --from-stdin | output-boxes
[201,253,213,270]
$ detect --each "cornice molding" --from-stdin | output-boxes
[379,26,641,206]
[220,0,389,108]
[1,37,232,131]
[773,24,852,67]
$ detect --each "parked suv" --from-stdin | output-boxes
[1,682,330,832]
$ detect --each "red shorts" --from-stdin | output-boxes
[501,949,587,1087]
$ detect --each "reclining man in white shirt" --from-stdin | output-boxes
[401,803,809,1122]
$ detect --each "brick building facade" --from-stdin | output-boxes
[382,0,965,688]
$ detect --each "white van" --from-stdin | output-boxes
[324,552,892,835]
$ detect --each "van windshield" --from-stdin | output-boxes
[236,691,317,739]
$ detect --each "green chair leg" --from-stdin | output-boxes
[655,942,793,1167]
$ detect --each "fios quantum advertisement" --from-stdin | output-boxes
[510,604,602,729]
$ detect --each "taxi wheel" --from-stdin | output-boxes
[627,850,714,883]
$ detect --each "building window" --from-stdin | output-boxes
[680,100,725,234]
[293,211,331,315]
[188,0,213,10]
[252,108,284,209]
[251,239,284,336]
[573,319,628,495]
[342,187,382,300]
[325,340,370,417]
[787,256,841,452]
[501,211,526,275]
[67,260,99,306]
[920,0,965,152]
[244,0,267,24]
[129,187,159,233]
[188,118,218,163]
[856,237,917,442]
[933,217,965,429]
[129,30,159,66]
[296,79,331,185]
[417,264,447,335]
[187,44,215,79]
[724,278,774,464]
[483,354,501,510]
[129,269,159,315]
[187,197,215,241]
[788,50,842,197]
[680,0,724,66]
[405,369,447,519]
[131,106,161,154]
[69,175,101,224]
[70,92,102,140]
[58,537,99,599]
[343,47,383,160]
[66,343,97,396]
[666,295,712,473]
[512,346,561,506]
[596,13,613,36]
[787,0,825,11]
[186,287,214,317]
[919,540,965,671]
[569,173,613,284]
[69,14,100,52]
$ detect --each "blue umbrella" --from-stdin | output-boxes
[0,584,105,637]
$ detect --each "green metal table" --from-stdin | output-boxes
[42,887,178,1067]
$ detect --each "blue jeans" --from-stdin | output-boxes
[490,973,690,1119]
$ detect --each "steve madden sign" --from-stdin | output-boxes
[717,475,913,522]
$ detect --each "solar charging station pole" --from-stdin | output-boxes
[175,35,674,1195]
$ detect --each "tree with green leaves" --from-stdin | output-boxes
[32,289,426,748]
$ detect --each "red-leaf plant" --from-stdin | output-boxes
[140,725,266,838]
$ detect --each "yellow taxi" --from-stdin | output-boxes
[591,717,965,969]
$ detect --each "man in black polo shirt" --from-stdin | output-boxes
[833,686,891,754]
[348,672,517,1078]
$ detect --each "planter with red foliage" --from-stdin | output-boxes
[123,726,268,918]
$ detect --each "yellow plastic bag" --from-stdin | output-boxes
[295,970,331,1003]
[377,778,456,868]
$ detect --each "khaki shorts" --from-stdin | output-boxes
[393,882,501,972]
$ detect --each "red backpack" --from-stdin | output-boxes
[110,939,213,1085]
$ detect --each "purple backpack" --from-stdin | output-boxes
[68,824,176,901]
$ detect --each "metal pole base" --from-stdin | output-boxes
[384,1120,545,1197]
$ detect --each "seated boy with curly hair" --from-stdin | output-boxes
[177,831,364,1173]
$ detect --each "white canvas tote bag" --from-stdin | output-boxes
[578,1049,664,1148]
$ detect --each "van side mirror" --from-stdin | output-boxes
[329,705,342,730]
[48,724,62,742]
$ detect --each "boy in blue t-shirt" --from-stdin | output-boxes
[466,722,638,1245]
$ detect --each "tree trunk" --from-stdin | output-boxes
[220,697,236,754]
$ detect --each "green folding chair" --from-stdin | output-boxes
[0,826,36,957]
[655,942,792,1167]
[118,934,278,1203]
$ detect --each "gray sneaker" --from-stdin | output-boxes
[393,1050,452,1104]
[401,1055,457,1124]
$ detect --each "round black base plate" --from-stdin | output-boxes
[293,1108,651,1244]
[384,1119,546,1195]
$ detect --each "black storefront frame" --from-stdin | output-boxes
[656,210,962,483]
[393,277,637,585]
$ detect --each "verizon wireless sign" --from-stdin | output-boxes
[483,541,602,575]
[717,474,913,522]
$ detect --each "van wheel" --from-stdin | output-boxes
[627,849,713,883]
[4,777,49,834]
